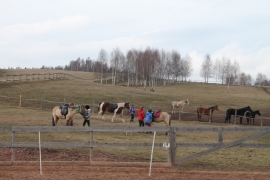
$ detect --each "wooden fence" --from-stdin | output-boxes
[0,126,270,167]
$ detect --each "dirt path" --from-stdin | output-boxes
[1,166,270,180]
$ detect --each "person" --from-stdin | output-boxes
[83,105,91,126]
[144,109,153,134]
[138,106,145,127]
[129,104,135,122]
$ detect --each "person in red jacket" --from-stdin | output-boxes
[138,106,145,127]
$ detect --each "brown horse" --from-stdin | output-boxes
[197,105,219,122]
[171,99,189,114]
[98,102,130,122]
[52,102,83,126]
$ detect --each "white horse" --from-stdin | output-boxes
[171,99,189,114]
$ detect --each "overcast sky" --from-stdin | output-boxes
[1,0,269,81]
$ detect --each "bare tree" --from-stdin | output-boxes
[181,54,193,81]
[200,54,213,83]
[98,49,108,84]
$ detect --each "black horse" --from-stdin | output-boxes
[245,110,261,125]
[225,106,253,124]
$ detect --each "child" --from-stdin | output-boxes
[83,105,91,126]
[129,104,135,122]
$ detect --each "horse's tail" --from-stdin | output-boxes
[98,102,102,111]
[169,115,171,126]
[52,116,55,126]
[225,110,229,123]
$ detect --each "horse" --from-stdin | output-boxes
[224,106,253,124]
[98,102,130,122]
[244,110,261,125]
[197,105,219,122]
[152,110,171,135]
[171,99,189,114]
[52,102,83,126]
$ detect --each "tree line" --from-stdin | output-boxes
[10,47,269,88]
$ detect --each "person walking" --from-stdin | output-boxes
[129,104,135,122]
[138,106,145,127]
[83,105,91,126]
[144,109,153,134]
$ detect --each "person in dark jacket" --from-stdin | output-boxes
[83,105,91,126]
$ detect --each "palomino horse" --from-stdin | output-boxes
[197,105,219,122]
[171,99,189,114]
[152,111,171,135]
[225,106,253,124]
[244,110,261,125]
[98,102,130,122]
[52,102,83,126]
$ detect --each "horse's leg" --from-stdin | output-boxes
[120,111,125,123]
[111,110,117,122]
[52,116,55,126]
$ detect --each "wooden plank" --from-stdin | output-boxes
[175,130,270,164]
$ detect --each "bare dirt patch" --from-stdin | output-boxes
[1,148,270,180]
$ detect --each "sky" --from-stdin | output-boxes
[0,0,270,82]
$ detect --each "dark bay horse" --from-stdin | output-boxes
[98,102,130,122]
[224,106,253,124]
[197,105,219,122]
[244,110,261,125]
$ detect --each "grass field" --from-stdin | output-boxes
[0,69,270,172]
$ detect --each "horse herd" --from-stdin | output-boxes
[51,99,261,127]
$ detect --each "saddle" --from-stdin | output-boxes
[152,110,162,122]
[59,104,69,116]
[110,103,118,110]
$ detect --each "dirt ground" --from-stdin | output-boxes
[1,166,270,180]
[1,148,270,180]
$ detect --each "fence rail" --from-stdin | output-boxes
[1,126,270,167]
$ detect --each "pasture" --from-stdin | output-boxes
[1,69,270,176]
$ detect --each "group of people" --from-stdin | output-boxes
[130,105,153,133]
[80,104,153,130]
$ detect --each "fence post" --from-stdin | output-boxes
[6,75,7,81]
[218,127,223,146]
[260,116,263,126]
[12,75,14,82]
[178,110,181,121]
[90,131,93,162]
[169,127,176,167]
[234,110,237,124]
[19,94,22,107]
[12,131,15,161]
[40,95,43,109]
[209,109,212,123]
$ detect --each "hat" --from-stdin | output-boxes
[85,105,90,109]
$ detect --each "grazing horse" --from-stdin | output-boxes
[171,99,189,114]
[225,106,253,124]
[98,102,130,122]
[244,110,261,125]
[52,102,83,126]
[197,105,219,122]
[152,111,171,135]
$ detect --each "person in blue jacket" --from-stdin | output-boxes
[144,109,153,134]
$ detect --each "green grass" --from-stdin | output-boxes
[1,69,270,172]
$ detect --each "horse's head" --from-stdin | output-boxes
[255,110,262,116]
[214,105,219,111]
[124,102,130,109]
